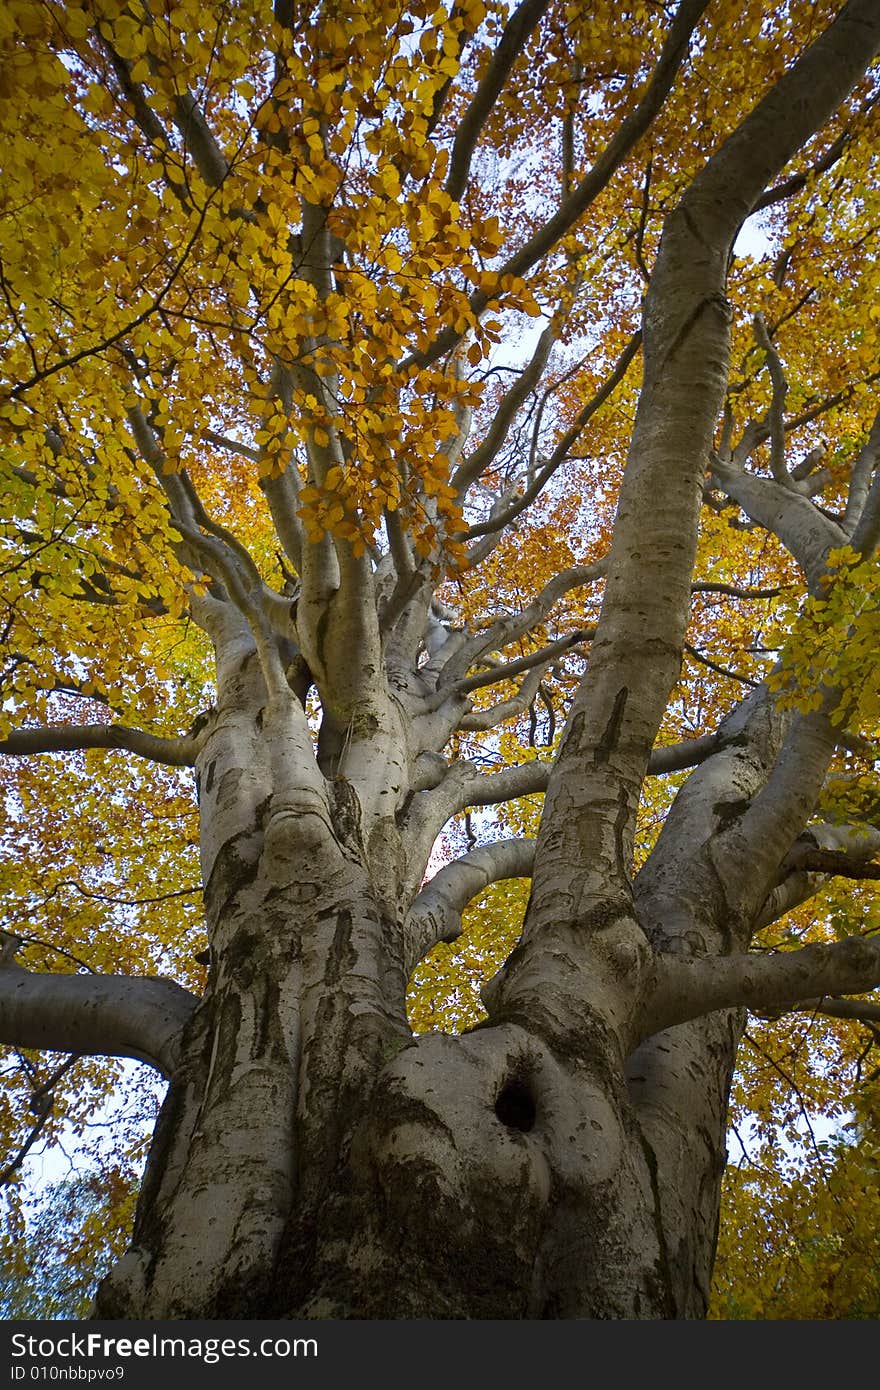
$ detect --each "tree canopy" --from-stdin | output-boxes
[1,0,880,1320]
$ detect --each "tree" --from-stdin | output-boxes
[1,0,880,1320]
[1,1169,137,1319]
[712,1078,880,1318]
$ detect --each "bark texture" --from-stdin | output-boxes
[4,0,880,1323]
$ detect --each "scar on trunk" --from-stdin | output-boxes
[595,687,629,764]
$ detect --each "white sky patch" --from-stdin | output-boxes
[734,212,775,261]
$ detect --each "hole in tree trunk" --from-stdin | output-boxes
[495,1078,536,1132]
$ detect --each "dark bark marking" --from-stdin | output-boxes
[331,777,364,853]
[595,687,628,764]
[656,289,732,374]
[712,796,750,831]
[580,896,633,934]
[324,907,356,988]
[202,794,272,922]
[204,759,216,794]
[561,708,586,755]
[253,977,282,1061]
[614,784,630,887]
[680,203,717,257]
[215,990,244,1080]
[314,605,331,673]
[630,1122,678,1317]
[128,1079,187,1247]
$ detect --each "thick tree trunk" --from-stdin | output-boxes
[96,933,718,1319]
[4,0,874,1327]
[92,791,722,1320]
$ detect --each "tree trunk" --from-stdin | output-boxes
[4,0,880,1328]
[96,895,719,1320]
[91,697,723,1321]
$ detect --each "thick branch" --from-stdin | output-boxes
[646,732,721,775]
[526,0,880,951]
[723,708,840,934]
[0,967,197,1078]
[458,663,550,732]
[755,822,880,929]
[691,582,786,599]
[0,723,201,767]
[795,996,880,1026]
[172,93,230,187]
[450,758,551,813]
[458,629,593,695]
[640,936,880,1043]
[849,407,880,555]
[753,313,794,490]
[437,563,605,691]
[784,849,880,879]
[405,838,535,970]
[711,458,845,589]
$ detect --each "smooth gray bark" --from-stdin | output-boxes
[0,967,196,1078]
[2,0,880,1325]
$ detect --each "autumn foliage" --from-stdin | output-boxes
[1,0,880,1319]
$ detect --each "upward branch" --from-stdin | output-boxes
[445,0,553,202]
[409,0,711,371]
[518,0,880,952]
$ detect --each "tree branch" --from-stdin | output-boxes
[491,0,710,287]
[750,124,851,214]
[710,456,845,590]
[753,312,794,490]
[0,1057,78,1189]
[464,331,642,554]
[408,0,709,371]
[842,405,880,536]
[457,628,593,695]
[754,822,880,929]
[684,641,759,688]
[520,0,880,955]
[406,838,535,970]
[453,319,560,498]
[436,562,605,691]
[172,92,230,187]
[0,723,202,767]
[445,0,553,202]
[794,995,880,1026]
[646,732,721,775]
[418,759,552,835]
[458,662,552,732]
[639,936,880,1044]
[0,966,197,1078]
[691,582,787,599]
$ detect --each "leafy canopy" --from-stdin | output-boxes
[1,0,879,1316]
